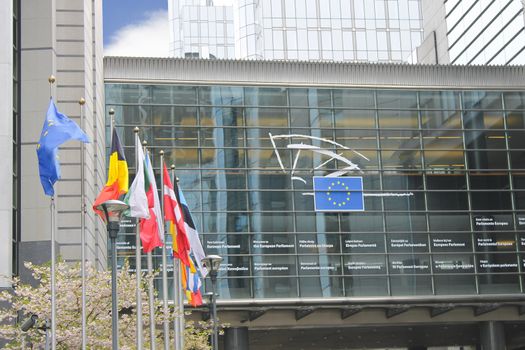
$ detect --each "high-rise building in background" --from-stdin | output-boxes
[168,0,236,58]
[169,0,425,62]
[418,0,525,65]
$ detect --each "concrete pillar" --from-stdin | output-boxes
[0,0,13,288]
[479,321,506,350]
[224,327,249,350]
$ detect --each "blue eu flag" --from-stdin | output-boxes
[37,99,89,196]
[313,176,364,212]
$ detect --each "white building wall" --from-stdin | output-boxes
[0,1,13,287]
[20,0,106,273]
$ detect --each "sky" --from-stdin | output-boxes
[103,0,233,57]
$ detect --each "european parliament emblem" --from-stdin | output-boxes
[313,176,364,212]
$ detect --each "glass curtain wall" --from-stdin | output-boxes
[106,84,525,299]
[236,0,424,62]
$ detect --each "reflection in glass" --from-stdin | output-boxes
[390,275,432,295]
[111,84,525,300]
[345,276,388,296]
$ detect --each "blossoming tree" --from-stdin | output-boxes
[0,260,210,350]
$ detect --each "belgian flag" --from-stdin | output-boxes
[93,128,129,219]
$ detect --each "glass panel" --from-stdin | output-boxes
[202,233,250,255]
[253,255,296,277]
[151,85,196,104]
[344,255,386,275]
[246,108,289,127]
[245,87,288,106]
[344,276,388,296]
[333,89,374,108]
[431,233,472,252]
[334,110,376,129]
[376,90,417,109]
[385,213,426,232]
[200,107,244,127]
[215,278,252,299]
[463,91,502,110]
[249,191,293,211]
[106,84,151,104]
[426,174,466,190]
[297,234,341,254]
[202,212,249,233]
[387,234,428,253]
[298,255,342,276]
[289,88,331,107]
[434,275,476,295]
[381,149,421,169]
[428,213,470,231]
[299,276,343,297]
[507,111,525,129]
[478,274,520,294]
[252,234,296,254]
[466,151,508,170]
[389,275,432,295]
[504,92,525,110]
[421,110,461,129]
[508,131,525,150]
[342,233,385,253]
[199,86,244,105]
[378,110,419,129]
[250,213,294,232]
[341,213,384,232]
[427,191,468,210]
[419,91,460,110]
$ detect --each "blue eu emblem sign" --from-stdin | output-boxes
[313,176,364,212]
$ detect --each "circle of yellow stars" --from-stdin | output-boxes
[326,180,351,207]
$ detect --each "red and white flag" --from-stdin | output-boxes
[139,151,163,253]
[162,162,192,267]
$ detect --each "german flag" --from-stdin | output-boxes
[93,128,129,219]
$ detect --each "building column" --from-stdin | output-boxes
[223,327,249,350]
[0,0,13,288]
[479,321,506,350]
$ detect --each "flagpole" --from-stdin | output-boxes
[79,97,87,350]
[159,151,170,350]
[109,108,115,135]
[144,144,156,350]
[48,75,57,350]
[171,165,184,350]
[134,127,144,350]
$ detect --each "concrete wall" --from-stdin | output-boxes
[0,1,13,288]
[417,0,450,64]
[20,0,106,276]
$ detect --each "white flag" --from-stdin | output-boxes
[125,136,149,218]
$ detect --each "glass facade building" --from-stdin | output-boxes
[419,0,525,65]
[236,0,423,61]
[104,57,525,349]
[106,83,525,300]
[169,0,424,62]
[168,0,235,58]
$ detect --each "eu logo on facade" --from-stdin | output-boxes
[313,176,364,212]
